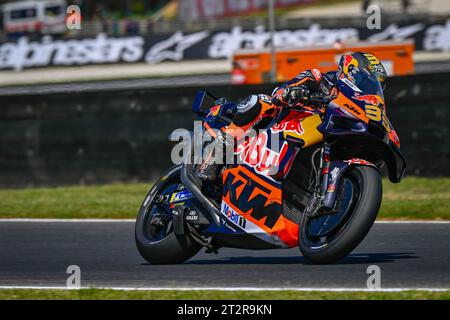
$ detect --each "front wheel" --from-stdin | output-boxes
[298,166,382,264]
[135,166,201,264]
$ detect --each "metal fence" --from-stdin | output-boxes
[66,11,435,38]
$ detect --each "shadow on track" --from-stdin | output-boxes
[336,252,418,265]
[181,252,418,265]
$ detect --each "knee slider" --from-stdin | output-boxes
[233,95,262,126]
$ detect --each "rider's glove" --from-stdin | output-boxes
[282,85,310,105]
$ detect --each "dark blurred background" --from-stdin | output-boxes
[0,0,449,188]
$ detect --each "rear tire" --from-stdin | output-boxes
[135,166,201,264]
[298,166,382,264]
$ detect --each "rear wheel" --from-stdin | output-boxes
[298,166,382,264]
[135,166,201,264]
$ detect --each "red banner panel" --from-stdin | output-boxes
[178,0,316,20]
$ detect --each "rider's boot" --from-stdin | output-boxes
[197,153,220,182]
[197,132,232,182]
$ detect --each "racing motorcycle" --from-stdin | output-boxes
[135,70,406,264]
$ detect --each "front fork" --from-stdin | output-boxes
[319,143,331,195]
[311,142,379,215]
[306,142,331,216]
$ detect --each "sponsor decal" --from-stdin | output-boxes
[221,167,297,247]
[345,158,372,165]
[342,54,359,74]
[221,202,247,229]
[143,195,152,207]
[271,112,308,135]
[0,34,144,71]
[169,201,185,209]
[170,190,192,203]
[353,93,384,106]
[341,77,362,93]
[155,194,170,204]
[222,167,282,230]
[424,20,450,51]
[327,184,336,192]
[235,131,289,175]
[364,53,381,66]
[145,30,209,64]
[367,23,424,42]
[330,167,339,181]
[185,210,199,222]
[1,20,450,69]
[311,68,322,81]
[343,103,363,116]
[271,121,304,135]
[208,105,221,117]
[208,25,358,59]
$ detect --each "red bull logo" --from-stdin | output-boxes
[271,111,311,135]
[353,94,384,106]
[235,131,289,176]
[271,119,304,135]
[342,55,358,74]
[208,105,221,117]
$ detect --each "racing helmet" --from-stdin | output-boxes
[337,52,388,90]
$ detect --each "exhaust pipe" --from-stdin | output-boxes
[181,163,222,226]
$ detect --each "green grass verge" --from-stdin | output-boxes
[0,289,448,300]
[0,177,448,220]
[380,177,450,220]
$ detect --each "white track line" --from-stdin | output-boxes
[0,219,448,224]
[0,219,135,223]
[0,286,447,292]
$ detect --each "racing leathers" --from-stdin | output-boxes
[197,69,337,181]
[272,68,337,107]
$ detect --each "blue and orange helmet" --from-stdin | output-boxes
[337,52,388,90]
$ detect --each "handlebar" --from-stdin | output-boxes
[286,94,336,110]
[309,93,335,104]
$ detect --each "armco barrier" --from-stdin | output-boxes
[0,72,448,188]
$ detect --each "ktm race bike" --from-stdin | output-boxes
[135,71,406,264]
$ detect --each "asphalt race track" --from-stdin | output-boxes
[0,221,449,289]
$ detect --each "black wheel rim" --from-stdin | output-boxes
[304,172,361,249]
[142,182,179,243]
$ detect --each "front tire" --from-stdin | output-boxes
[135,166,201,264]
[298,166,382,264]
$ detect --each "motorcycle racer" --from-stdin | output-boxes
[136,50,405,265]
[197,52,388,182]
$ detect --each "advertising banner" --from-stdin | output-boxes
[1,20,449,71]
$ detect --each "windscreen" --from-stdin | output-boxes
[351,68,385,100]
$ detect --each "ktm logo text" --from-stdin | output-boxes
[223,169,281,229]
